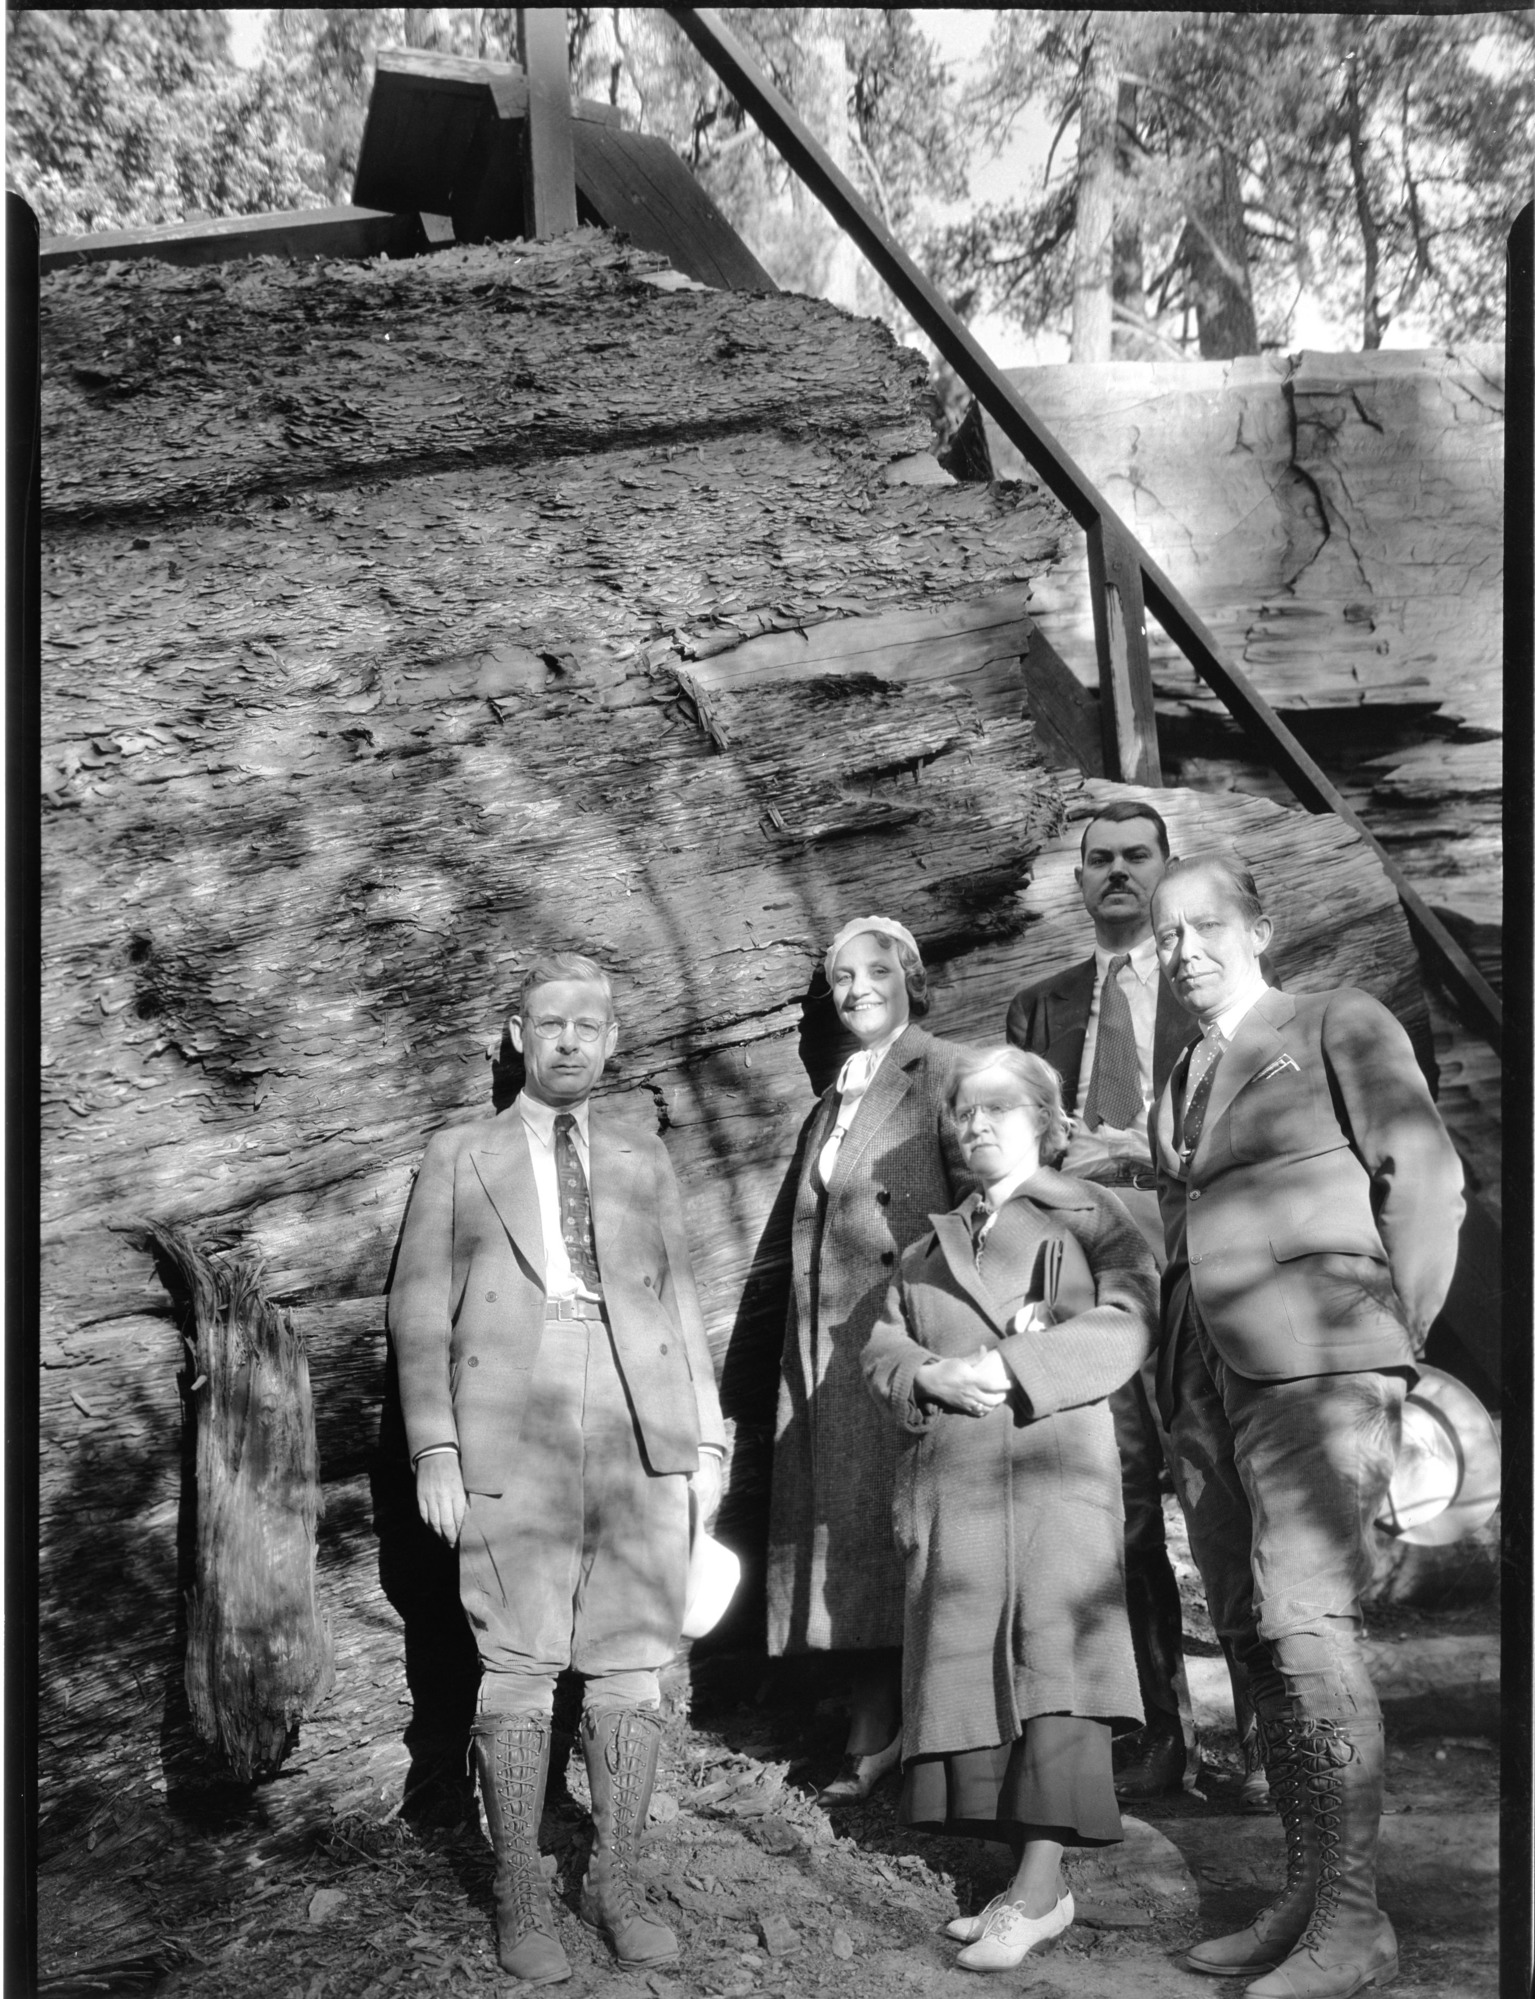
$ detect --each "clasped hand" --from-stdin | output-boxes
[916,1346,1013,1418]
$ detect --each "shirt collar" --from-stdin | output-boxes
[970,1163,1095,1215]
[1094,933,1159,983]
[1208,971,1270,1042]
[516,1092,591,1147]
[837,1023,906,1092]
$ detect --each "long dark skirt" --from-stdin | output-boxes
[900,1714,1123,1847]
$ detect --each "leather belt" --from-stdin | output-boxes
[1080,1159,1160,1192]
[544,1297,606,1322]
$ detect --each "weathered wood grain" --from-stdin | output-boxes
[572,121,778,292]
[146,1225,333,1782]
[41,232,925,527]
[39,206,454,274]
[954,349,1505,730]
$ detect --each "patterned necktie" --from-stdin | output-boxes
[553,1113,601,1292]
[1082,954,1142,1131]
[1179,1031,1224,1160]
[969,1196,996,1269]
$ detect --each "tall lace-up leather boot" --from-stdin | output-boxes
[1245,1716,1397,1998]
[1187,1708,1318,1978]
[580,1706,679,1966]
[472,1712,571,1985]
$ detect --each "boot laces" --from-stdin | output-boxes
[588,1710,664,1923]
[1250,1713,1313,1905]
[477,1718,555,1938]
[1293,1717,1353,1951]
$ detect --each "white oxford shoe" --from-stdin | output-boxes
[955,1890,1074,1972]
[945,1893,1005,1943]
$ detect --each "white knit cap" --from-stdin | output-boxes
[822,915,922,985]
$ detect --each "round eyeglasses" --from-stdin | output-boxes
[954,1099,1038,1128]
[527,1015,607,1044]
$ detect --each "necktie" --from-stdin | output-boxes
[1082,954,1142,1131]
[553,1113,601,1293]
[969,1196,996,1269]
[1179,1030,1224,1160]
[817,1046,880,1190]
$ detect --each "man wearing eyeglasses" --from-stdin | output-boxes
[390,952,725,1984]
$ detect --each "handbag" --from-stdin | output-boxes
[1022,1229,1097,1328]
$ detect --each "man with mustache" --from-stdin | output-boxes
[1006,801,1219,1803]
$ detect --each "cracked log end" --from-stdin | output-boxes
[150,1222,334,1783]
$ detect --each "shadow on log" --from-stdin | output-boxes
[146,1223,334,1781]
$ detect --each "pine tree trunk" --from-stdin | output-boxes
[1184,151,1257,359]
[1071,14,1117,364]
[1111,81,1156,359]
[804,11,860,313]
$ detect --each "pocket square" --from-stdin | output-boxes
[1255,1053,1301,1082]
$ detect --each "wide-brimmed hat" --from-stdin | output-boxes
[682,1493,741,1640]
[1377,1364,1501,1547]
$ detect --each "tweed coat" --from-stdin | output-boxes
[863,1170,1157,1759]
[765,1023,964,1656]
[388,1099,726,1491]
[1152,985,1464,1420]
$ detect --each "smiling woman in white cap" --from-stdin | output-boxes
[765,916,965,1803]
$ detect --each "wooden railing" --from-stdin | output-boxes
[666,5,1502,1058]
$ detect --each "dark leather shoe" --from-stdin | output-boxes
[1113,1715,1186,1799]
[818,1729,902,1805]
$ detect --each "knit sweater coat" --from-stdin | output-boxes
[765,1023,964,1655]
[863,1169,1157,1758]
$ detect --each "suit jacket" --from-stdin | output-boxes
[1151,985,1463,1410]
[1006,955,1196,1110]
[388,1098,726,1493]
[1006,949,1281,1109]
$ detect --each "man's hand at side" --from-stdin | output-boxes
[416,1451,467,1544]
[690,1451,724,1524]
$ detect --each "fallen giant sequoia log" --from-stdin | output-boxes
[37,231,1436,1908]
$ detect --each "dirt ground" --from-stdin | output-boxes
[38,1583,1498,1999]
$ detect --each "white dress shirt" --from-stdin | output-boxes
[1204,969,1269,1043]
[1061,935,1159,1173]
[516,1091,598,1303]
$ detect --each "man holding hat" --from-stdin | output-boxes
[391,953,725,1985]
[1149,854,1463,1999]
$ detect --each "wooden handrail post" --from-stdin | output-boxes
[518,8,578,239]
[1086,520,1161,783]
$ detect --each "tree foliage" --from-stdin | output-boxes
[565,6,966,311]
[5,10,325,233]
[932,9,1533,356]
